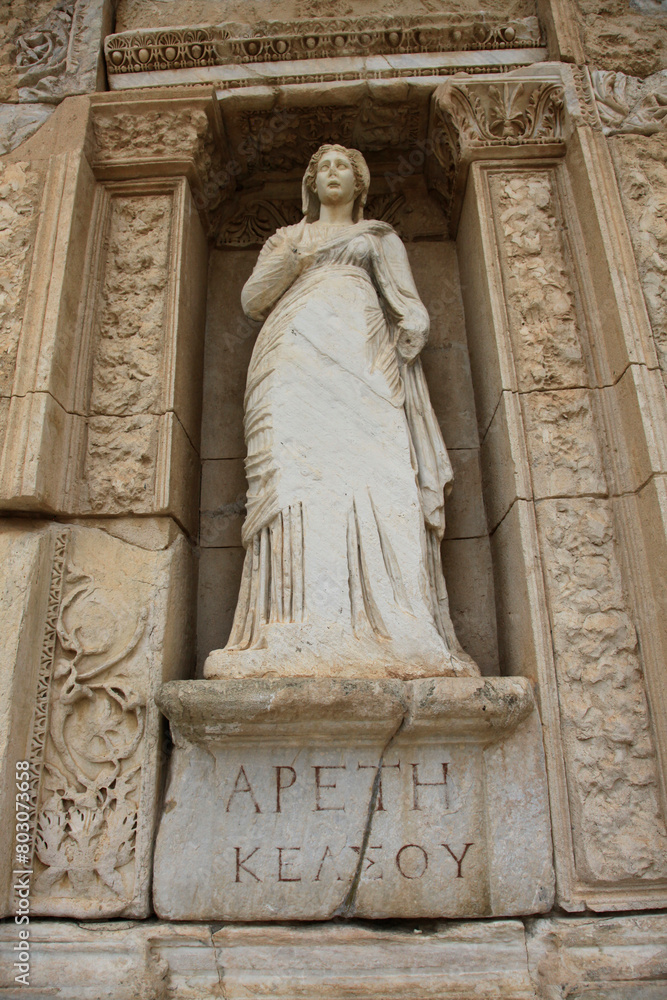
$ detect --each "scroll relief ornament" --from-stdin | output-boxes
[16,0,74,94]
[31,561,148,904]
[592,70,667,136]
[104,15,543,76]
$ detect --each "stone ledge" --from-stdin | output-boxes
[157,675,535,743]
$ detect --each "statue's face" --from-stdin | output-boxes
[315,150,356,208]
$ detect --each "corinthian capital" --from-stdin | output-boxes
[427,78,565,231]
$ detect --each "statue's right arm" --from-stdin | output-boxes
[241,228,304,322]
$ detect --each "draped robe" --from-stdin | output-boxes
[204,219,478,679]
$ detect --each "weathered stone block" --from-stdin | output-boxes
[196,545,245,673]
[200,458,247,548]
[201,249,257,461]
[445,448,487,540]
[0,916,541,1000]
[153,677,553,921]
[441,535,499,675]
[527,912,667,1000]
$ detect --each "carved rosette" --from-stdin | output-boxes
[428,79,565,230]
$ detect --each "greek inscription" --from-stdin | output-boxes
[226,765,262,813]
[277,846,301,882]
[275,765,296,812]
[314,845,344,882]
[350,843,384,880]
[441,842,474,877]
[395,843,429,879]
[312,765,346,811]
[235,846,261,882]
[410,763,449,810]
[357,761,400,810]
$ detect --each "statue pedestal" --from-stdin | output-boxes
[153,677,554,920]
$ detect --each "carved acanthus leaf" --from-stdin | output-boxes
[439,81,564,147]
[592,70,667,136]
[105,15,543,76]
[428,80,565,230]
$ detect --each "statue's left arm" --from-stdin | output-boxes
[371,230,430,362]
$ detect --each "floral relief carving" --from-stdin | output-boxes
[32,559,148,904]
[537,499,667,881]
[429,84,565,224]
[84,414,159,512]
[445,82,564,146]
[489,171,588,390]
[521,389,607,500]
[238,100,424,176]
[104,15,543,76]
[15,0,74,91]
[0,161,43,402]
[214,191,407,247]
[90,194,172,416]
[610,136,667,389]
[490,166,667,882]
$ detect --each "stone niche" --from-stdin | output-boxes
[156,77,555,923]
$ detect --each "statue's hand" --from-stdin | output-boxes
[284,238,312,272]
[396,324,421,363]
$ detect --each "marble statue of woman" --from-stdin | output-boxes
[204,145,479,681]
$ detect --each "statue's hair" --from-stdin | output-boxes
[302,144,371,223]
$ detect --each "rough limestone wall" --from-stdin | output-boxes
[116,0,538,31]
[573,0,667,76]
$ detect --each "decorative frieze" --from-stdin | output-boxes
[610,136,667,391]
[89,193,172,416]
[104,15,544,77]
[16,0,74,93]
[214,191,408,248]
[0,161,44,403]
[488,170,586,390]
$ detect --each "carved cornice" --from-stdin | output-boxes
[87,93,226,223]
[591,69,667,136]
[105,15,543,77]
[428,79,565,231]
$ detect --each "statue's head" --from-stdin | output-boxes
[302,144,371,223]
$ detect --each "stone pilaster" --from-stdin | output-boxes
[436,73,667,910]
